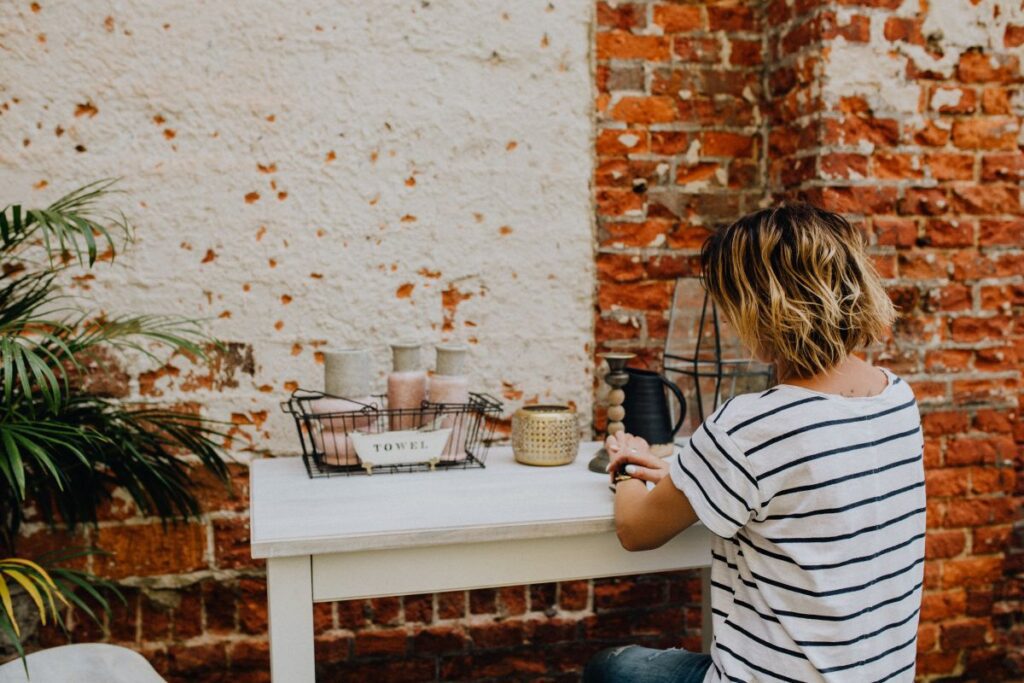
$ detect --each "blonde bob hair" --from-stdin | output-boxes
[699,204,896,380]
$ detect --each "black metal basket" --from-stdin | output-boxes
[280,389,503,477]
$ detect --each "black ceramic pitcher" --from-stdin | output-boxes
[621,368,686,446]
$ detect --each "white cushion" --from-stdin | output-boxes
[0,644,165,683]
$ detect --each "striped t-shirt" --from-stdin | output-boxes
[669,367,924,683]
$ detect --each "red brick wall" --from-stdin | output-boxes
[769,2,1023,680]
[595,0,766,371]
[21,2,1023,682]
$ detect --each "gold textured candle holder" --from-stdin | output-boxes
[511,405,580,466]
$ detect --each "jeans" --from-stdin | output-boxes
[583,645,713,683]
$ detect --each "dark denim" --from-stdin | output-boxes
[583,645,713,683]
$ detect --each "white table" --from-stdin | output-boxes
[249,441,713,682]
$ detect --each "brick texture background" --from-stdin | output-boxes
[11,1,1024,682]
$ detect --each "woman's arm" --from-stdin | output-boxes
[614,476,698,551]
[606,432,699,551]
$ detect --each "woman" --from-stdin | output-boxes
[584,204,925,683]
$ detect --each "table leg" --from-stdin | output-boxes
[267,555,315,682]
[700,566,712,653]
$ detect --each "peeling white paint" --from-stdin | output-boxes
[825,34,922,115]
[827,0,1024,116]
[0,0,596,455]
[684,140,701,166]
[617,133,640,148]
[931,87,965,111]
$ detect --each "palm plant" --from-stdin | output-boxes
[0,181,231,654]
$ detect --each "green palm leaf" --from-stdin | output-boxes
[0,181,230,660]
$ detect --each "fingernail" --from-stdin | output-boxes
[625,464,637,475]
[604,464,610,472]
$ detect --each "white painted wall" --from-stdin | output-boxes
[0,0,596,455]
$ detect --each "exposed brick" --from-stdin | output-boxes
[403,594,433,623]
[597,2,646,30]
[1006,24,1024,48]
[970,467,1015,495]
[820,186,898,214]
[610,96,678,124]
[729,39,762,66]
[900,188,950,216]
[93,522,207,579]
[922,590,967,622]
[213,517,258,570]
[650,131,690,155]
[874,217,917,247]
[238,579,268,635]
[203,579,237,634]
[974,525,1013,555]
[922,411,970,437]
[926,530,967,559]
[957,51,1021,84]
[926,153,974,181]
[413,625,467,655]
[884,16,923,45]
[979,219,1024,246]
[922,219,974,248]
[468,620,525,649]
[943,557,1005,589]
[605,64,645,91]
[314,632,351,665]
[469,588,497,615]
[598,280,675,312]
[596,188,644,216]
[529,583,557,612]
[820,153,868,179]
[981,153,1024,181]
[597,31,671,61]
[941,618,991,650]
[951,118,1019,150]
[559,580,589,611]
[371,596,402,626]
[354,629,408,657]
[951,185,1020,215]
[652,5,703,33]
[707,5,756,32]
[596,129,649,156]
[593,577,664,610]
[930,86,977,114]
[497,586,527,616]
[926,469,968,498]
[946,498,1016,528]
[437,591,465,620]
[981,87,1012,115]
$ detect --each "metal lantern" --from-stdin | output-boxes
[662,278,774,438]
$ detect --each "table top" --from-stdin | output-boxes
[250,441,654,558]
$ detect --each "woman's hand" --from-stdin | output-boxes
[605,431,670,485]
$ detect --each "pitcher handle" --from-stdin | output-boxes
[659,374,687,437]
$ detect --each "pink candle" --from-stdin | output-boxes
[387,342,427,430]
[310,397,374,466]
[431,343,471,461]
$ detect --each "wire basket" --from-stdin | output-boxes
[280,389,503,477]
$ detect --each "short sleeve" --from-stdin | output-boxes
[669,418,761,539]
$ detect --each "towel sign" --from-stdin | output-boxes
[350,428,453,470]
